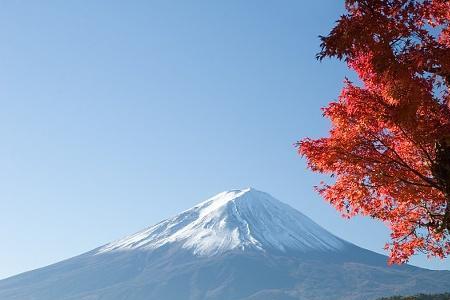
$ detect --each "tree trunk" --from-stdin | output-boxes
[435,136,450,231]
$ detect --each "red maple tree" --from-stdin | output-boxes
[298,0,450,264]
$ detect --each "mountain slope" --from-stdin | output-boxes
[98,188,345,255]
[1,188,449,300]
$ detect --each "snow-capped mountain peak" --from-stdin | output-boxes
[5,189,450,300]
[97,188,345,256]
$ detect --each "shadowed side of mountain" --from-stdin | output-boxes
[1,246,450,300]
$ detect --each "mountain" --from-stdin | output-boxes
[1,188,449,300]
[98,188,345,256]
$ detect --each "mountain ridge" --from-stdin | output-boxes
[97,188,346,256]
[1,188,449,300]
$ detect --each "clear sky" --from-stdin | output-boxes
[0,1,448,280]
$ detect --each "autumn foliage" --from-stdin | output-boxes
[298,0,450,263]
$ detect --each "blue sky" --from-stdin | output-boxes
[0,1,448,279]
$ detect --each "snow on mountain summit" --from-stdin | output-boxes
[5,188,450,300]
[97,188,346,256]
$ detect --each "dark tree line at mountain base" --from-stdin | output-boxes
[378,293,450,300]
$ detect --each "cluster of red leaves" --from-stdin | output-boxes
[298,0,450,264]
